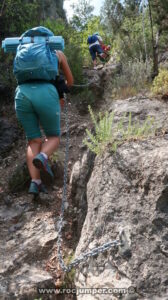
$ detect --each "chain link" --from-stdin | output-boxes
[56,94,122,273]
[72,80,95,88]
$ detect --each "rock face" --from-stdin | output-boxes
[0,84,12,104]
[0,196,57,299]
[0,118,18,157]
[43,0,66,20]
[109,96,168,132]
[83,63,122,100]
[70,150,95,238]
[74,97,168,300]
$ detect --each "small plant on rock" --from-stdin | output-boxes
[111,58,152,99]
[84,106,156,155]
[74,88,96,114]
[60,253,76,288]
[51,150,64,163]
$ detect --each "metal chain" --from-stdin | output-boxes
[56,93,70,272]
[73,80,95,88]
[56,94,122,273]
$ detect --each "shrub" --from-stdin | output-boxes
[74,88,96,114]
[0,52,17,103]
[84,106,156,155]
[151,69,168,95]
[111,58,152,99]
[64,44,84,85]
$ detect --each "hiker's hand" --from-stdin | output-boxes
[60,98,65,109]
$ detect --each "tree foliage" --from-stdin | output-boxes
[149,0,168,34]
[102,0,124,34]
[1,0,168,102]
[0,0,39,38]
[70,0,94,30]
[101,0,168,76]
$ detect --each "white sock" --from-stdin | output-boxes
[32,179,42,185]
[40,152,48,160]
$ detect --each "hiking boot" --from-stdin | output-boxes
[40,183,48,194]
[33,153,54,180]
[28,181,40,195]
[28,181,48,195]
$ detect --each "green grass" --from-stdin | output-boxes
[50,150,64,163]
[61,253,76,288]
[83,106,156,155]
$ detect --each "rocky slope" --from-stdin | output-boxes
[0,99,90,299]
[0,65,168,299]
[74,97,168,300]
[43,0,66,20]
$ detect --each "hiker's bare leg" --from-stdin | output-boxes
[41,136,60,157]
[93,59,97,67]
[27,138,42,179]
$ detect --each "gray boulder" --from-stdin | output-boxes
[83,63,122,99]
[74,97,168,300]
[0,199,57,299]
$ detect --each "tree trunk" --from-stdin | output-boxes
[148,0,159,78]
[152,30,159,78]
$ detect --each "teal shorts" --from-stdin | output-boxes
[15,82,60,140]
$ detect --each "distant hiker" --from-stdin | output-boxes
[13,26,73,196]
[101,44,111,54]
[98,43,111,63]
[87,32,106,69]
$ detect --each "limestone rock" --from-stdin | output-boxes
[0,201,57,299]
[75,97,168,300]
[43,0,66,20]
[109,96,168,133]
[8,162,30,192]
[70,150,95,238]
[7,159,64,193]
[82,63,122,100]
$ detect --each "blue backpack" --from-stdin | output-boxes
[87,35,98,45]
[13,26,59,84]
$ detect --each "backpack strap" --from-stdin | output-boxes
[55,50,62,76]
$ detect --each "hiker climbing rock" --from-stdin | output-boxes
[99,43,111,62]
[10,26,74,196]
[87,32,109,69]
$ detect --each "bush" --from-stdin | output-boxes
[84,106,156,155]
[151,69,168,95]
[0,52,17,103]
[74,88,96,114]
[111,58,152,99]
[64,44,84,85]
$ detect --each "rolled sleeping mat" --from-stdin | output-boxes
[1,36,64,53]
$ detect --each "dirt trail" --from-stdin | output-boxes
[0,94,93,299]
